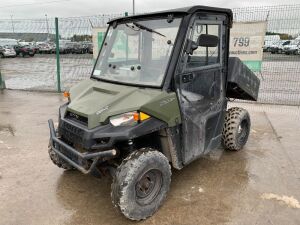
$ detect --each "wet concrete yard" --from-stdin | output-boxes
[0,90,299,225]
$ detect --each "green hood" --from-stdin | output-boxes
[67,79,181,129]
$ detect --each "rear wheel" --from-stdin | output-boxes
[111,148,171,221]
[222,107,251,151]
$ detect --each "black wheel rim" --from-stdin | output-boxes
[237,119,249,146]
[135,169,162,206]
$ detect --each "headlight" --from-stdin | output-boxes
[109,111,150,126]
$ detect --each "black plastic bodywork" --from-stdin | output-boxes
[108,6,233,26]
[48,104,168,173]
[57,113,167,151]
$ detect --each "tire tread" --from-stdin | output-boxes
[222,107,250,151]
[111,148,171,221]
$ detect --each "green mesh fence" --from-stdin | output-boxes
[0,5,299,106]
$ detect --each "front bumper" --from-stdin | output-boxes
[49,114,167,174]
[48,119,117,174]
[39,49,51,53]
[270,47,278,52]
[4,52,16,57]
[283,48,297,53]
[58,111,167,150]
[286,49,298,54]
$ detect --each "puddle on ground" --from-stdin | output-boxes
[0,125,15,136]
[0,111,11,115]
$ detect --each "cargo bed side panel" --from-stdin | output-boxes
[226,57,260,101]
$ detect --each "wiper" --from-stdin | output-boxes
[125,23,139,31]
[132,22,166,37]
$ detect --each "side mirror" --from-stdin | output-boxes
[198,34,219,47]
[185,39,199,55]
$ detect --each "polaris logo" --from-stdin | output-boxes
[160,97,175,107]
[96,106,109,115]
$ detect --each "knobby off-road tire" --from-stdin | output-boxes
[48,141,73,170]
[111,148,171,221]
[222,107,251,151]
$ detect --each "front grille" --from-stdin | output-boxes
[60,121,84,145]
[65,111,88,125]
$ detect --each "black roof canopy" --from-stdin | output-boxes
[108,5,233,25]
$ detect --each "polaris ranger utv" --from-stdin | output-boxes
[48,6,260,220]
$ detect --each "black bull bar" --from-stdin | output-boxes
[48,119,117,174]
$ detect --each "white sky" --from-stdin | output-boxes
[0,0,299,19]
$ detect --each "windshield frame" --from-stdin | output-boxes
[90,15,184,89]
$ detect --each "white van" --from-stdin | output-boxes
[263,35,280,52]
[59,40,72,54]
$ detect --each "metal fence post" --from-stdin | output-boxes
[55,17,61,92]
[0,70,6,90]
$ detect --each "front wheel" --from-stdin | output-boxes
[111,148,171,221]
[222,107,251,151]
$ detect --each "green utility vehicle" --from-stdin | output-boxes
[48,6,260,220]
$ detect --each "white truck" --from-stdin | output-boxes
[263,35,280,52]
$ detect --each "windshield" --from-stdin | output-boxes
[92,17,182,87]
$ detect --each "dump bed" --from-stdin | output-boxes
[226,57,260,101]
